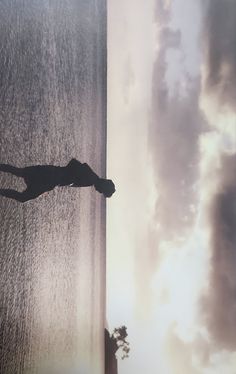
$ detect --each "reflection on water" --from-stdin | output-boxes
[0,1,106,373]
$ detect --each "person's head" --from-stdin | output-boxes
[94,178,116,198]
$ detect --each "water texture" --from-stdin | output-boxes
[0,1,106,373]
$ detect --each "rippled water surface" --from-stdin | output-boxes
[0,1,106,373]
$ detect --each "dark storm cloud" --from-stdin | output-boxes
[201,153,236,350]
[203,0,236,107]
[150,3,207,238]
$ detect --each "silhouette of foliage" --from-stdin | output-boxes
[111,326,130,360]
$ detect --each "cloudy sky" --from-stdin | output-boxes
[107,1,236,373]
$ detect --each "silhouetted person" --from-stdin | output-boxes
[0,159,115,202]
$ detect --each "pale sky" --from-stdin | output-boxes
[107,1,236,374]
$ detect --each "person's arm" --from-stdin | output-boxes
[67,158,83,168]
[67,159,98,178]
[67,159,100,186]
[82,163,100,181]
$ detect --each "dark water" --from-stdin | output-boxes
[0,1,106,373]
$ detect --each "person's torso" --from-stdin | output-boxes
[24,165,64,188]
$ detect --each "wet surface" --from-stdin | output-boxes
[0,1,106,373]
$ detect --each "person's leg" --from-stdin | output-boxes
[0,186,45,202]
[0,164,25,177]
